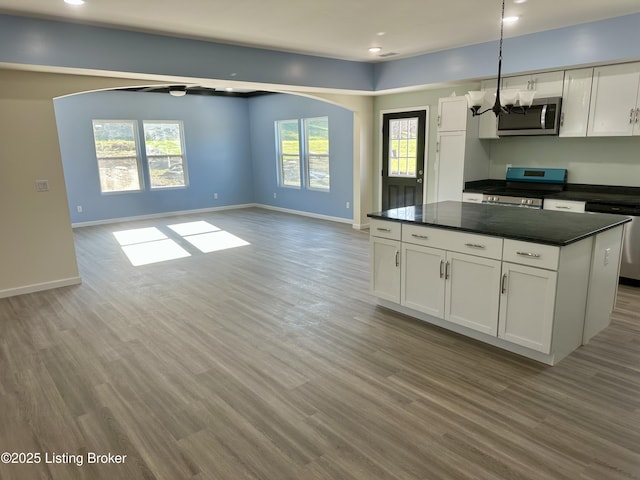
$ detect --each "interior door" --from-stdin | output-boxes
[382,110,426,210]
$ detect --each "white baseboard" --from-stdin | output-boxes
[71,204,256,228]
[0,276,82,299]
[254,204,352,224]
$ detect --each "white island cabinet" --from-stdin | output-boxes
[368,202,628,365]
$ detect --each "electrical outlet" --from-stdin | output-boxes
[76,205,83,213]
[346,201,350,209]
[214,193,218,199]
[273,192,277,199]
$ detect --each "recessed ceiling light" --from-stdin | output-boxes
[64,0,85,5]
[225,87,233,92]
[368,47,382,53]
[502,16,519,24]
[513,0,527,4]
[377,32,386,36]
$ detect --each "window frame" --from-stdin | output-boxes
[303,116,330,192]
[142,120,189,190]
[275,119,302,189]
[92,119,144,194]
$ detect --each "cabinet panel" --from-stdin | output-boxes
[401,244,446,318]
[588,63,640,137]
[498,263,557,354]
[437,96,468,132]
[502,71,564,97]
[445,252,501,336]
[370,237,401,303]
[462,192,483,203]
[559,68,593,137]
[478,79,499,139]
[435,131,465,202]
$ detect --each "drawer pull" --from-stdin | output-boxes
[411,233,429,239]
[555,206,571,210]
[464,243,486,249]
[376,227,391,232]
[517,251,541,258]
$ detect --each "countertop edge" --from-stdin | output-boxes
[367,213,630,247]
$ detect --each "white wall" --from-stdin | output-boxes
[487,136,640,185]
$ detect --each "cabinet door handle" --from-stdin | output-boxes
[411,233,429,239]
[517,251,541,258]
[501,274,508,294]
[636,108,640,124]
[376,227,391,232]
[439,259,444,278]
[631,108,635,124]
[395,251,399,267]
[464,243,486,249]
[436,141,440,153]
[445,261,450,280]
[437,114,441,127]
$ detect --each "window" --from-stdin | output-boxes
[143,121,187,189]
[92,120,142,193]
[305,117,330,190]
[276,116,330,191]
[276,119,301,188]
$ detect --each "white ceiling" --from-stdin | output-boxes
[1,0,639,62]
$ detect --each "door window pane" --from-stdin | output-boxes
[92,120,142,193]
[388,117,418,178]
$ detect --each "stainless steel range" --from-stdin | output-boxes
[481,167,567,209]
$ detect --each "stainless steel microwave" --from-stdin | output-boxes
[497,97,562,136]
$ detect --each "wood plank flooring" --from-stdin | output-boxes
[0,207,639,480]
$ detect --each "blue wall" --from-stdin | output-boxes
[0,14,373,92]
[55,90,354,223]
[249,94,353,219]
[55,90,254,223]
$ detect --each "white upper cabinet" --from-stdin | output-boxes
[478,79,499,139]
[501,71,565,98]
[437,96,468,132]
[559,68,594,137]
[587,62,640,137]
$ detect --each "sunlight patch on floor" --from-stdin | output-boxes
[183,230,250,253]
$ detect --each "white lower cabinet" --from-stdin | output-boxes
[370,236,401,303]
[400,232,501,336]
[498,262,558,354]
[445,252,501,336]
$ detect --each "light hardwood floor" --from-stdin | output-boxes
[1,207,639,480]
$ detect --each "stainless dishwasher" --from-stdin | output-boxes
[585,202,640,282]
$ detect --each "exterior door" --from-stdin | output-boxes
[382,110,426,210]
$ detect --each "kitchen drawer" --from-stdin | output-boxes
[503,239,560,270]
[403,225,503,259]
[543,199,586,213]
[462,192,483,203]
[370,219,401,240]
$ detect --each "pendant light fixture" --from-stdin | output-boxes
[466,0,534,116]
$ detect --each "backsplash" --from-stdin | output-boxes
[488,136,640,186]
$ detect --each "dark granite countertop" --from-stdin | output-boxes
[367,201,631,246]
[465,180,640,207]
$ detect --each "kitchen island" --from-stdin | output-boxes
[368,201,630,365]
